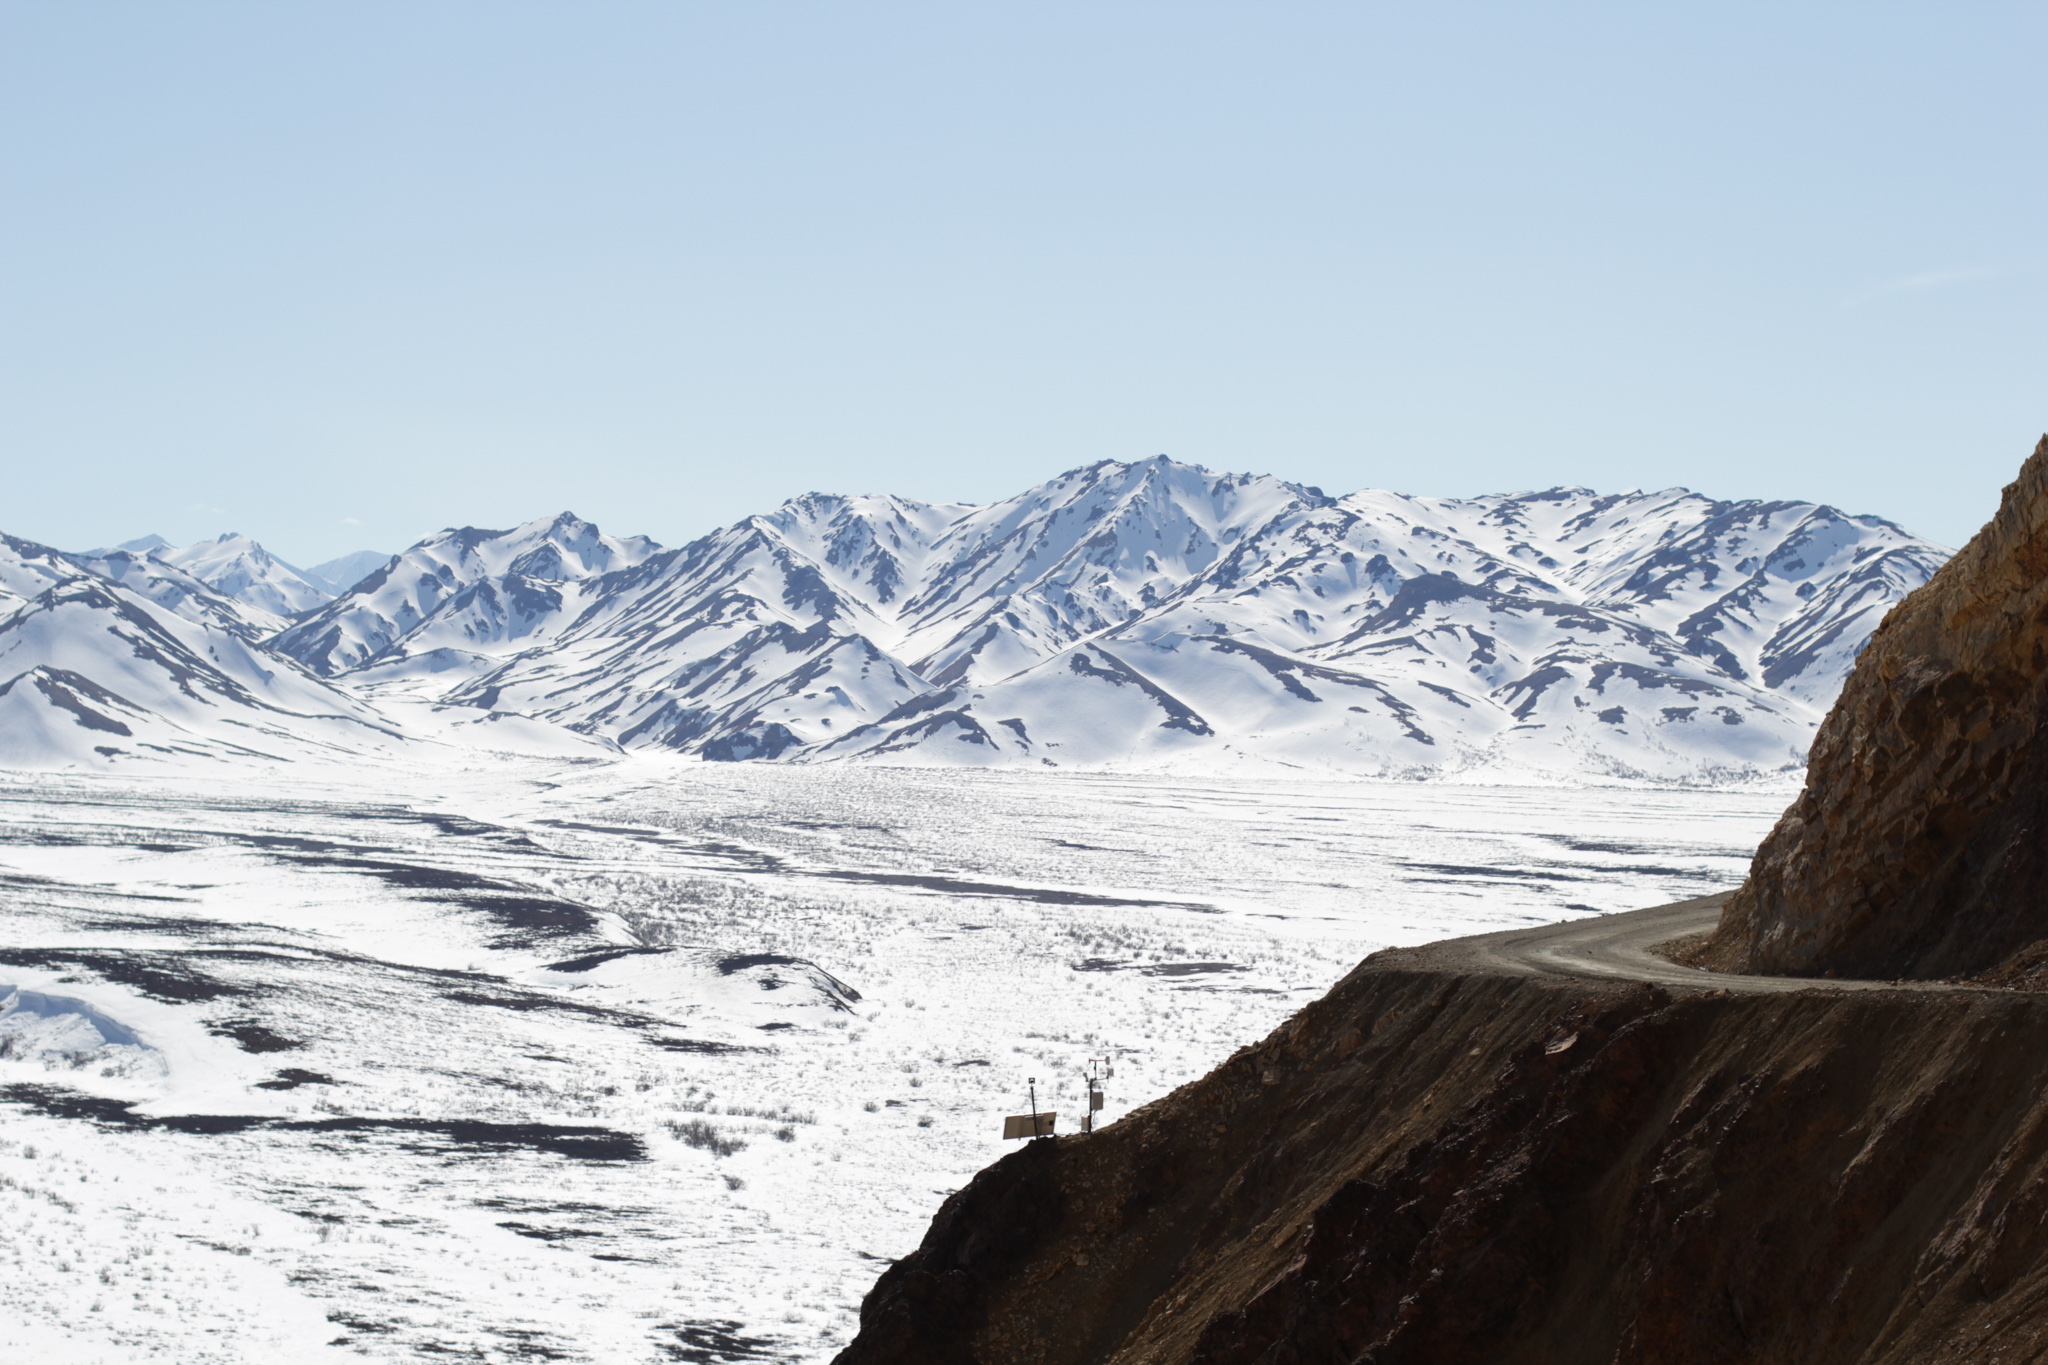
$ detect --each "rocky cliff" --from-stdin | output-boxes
[837,936,2048,1365]
[1705,435,2048,980]
[833,438,2048,1365]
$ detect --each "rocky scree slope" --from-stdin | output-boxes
[1702,435,2048,980]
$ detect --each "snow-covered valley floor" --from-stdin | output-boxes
[0,758,1792,1362]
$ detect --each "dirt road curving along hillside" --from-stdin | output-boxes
[839,892,2048,1365]
[1407,891,1988,996]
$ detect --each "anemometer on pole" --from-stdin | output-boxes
[1081,1055,1111,1134]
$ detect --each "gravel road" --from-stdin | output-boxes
[1405,891,1980,995]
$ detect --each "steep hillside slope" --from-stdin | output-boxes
[1706,436,2048,979]
[71,547,294,640]
[0,535,414,767]
[836,899,2048,1365]
[0,533,85,609]
[831,438,2048,1365]
[0,588,407,767]
[270,512,656,679]
[435,508,939,759]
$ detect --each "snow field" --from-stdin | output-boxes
[0,1118,344,1362]
[0,756,1791,1360]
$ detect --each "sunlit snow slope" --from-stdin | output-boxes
[273,512,658,681]
[0,536,409,766]
[86,531,342,619]
[153,532,336,616]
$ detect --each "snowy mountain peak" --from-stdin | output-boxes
[756,492,972,611]
[69,546,290,641]
[302,550,392,598]
[410,512,658,581]
[136,532,337,618]
[269,513,663,677]
[0,532,81,611]
[0,535,409,766]
[113,533,171,554]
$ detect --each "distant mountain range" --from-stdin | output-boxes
[0,459,1951,780]
[88,534,390,608]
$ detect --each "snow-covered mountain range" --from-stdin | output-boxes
[0,534,407,766]
[1,459,1951,780]
[273,512,658,679]
[84,533,376,618]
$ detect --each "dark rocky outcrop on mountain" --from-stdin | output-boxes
[834,438,2048,1365]
[1704,435,2048,982]
[839,952,2048,1365]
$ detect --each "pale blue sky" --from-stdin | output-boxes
[3,2,2042,564]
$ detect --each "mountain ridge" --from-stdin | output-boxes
[0,459,1951,777]
[347,460,1940,780]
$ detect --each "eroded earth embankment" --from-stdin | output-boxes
[838,895,2048,1365]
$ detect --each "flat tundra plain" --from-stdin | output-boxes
[0,758,1787,1362]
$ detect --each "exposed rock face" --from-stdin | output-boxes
[833,439,2048,1365]
[1705,435,2048,980]
[836,955,2048,1365]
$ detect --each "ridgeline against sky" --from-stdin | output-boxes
[0,459,1946,780]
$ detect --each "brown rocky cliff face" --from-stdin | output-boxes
[835,959,2048,1365]
[1705,435,2048,979]
[832,441,2048,1365]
